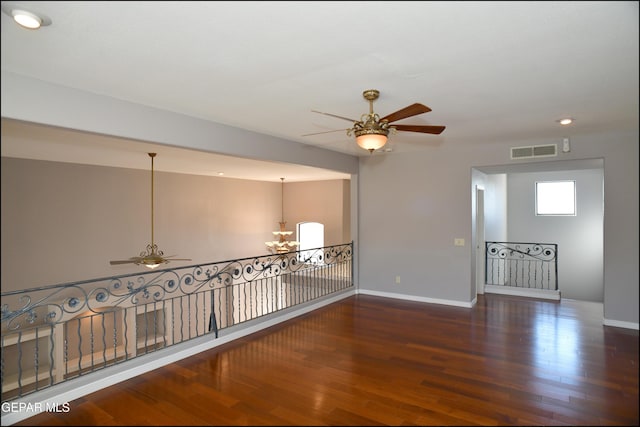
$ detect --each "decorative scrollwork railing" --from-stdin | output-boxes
[1,242,353,403]
[485,241,557,291]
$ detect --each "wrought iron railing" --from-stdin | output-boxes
[485,241,557,291]
[1,243,353,402]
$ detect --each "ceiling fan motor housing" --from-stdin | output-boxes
[354,89,389,138]
[353,115,390,138]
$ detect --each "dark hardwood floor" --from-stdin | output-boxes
[15,294,639,426]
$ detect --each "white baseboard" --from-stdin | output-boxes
[603,318,639,330]
[483,284,561,300]
[357,289,474,308]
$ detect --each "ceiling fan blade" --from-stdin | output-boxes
[164,256,192,261]
[109,259,139,265]
[311,110,357,123]
[380,103,432,123]
[392,124,446,135]
[302,128,350,137]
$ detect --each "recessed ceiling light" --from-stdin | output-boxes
[1,5,52,29]
[557,118,575,126]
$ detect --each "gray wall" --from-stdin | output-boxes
[506,168,604,302]
[360,131,637,326]
[482,174,508,243]
[1,157,350,291]
[2,72,638,327]
[359,149,472,302]
[285,180,351,247]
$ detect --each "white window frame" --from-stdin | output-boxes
[535,180,576,216]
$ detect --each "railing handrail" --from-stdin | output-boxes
[486,240,556,246]
[485,241,557,261]
[1,243,349,297]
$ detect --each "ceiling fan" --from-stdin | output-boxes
[109,153,191,270]
[304,89,445,153]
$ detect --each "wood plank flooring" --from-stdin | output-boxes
[14,294,639,426]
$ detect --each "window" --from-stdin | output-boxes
[535,180,576,216]
[297,222,324,264]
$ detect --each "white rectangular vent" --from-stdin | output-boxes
[511,144,557,160]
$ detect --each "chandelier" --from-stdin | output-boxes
[265,178,299,254]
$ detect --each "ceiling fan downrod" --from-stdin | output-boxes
[149,152,156,251]
[349,89,390,152]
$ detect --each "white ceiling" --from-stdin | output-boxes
[1,1,638,181]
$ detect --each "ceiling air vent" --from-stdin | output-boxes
[511,144,557,160]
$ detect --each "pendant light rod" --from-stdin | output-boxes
[280,177,285,222]
[149,153,156,248]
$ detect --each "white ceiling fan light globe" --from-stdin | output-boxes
[356,134,388,153]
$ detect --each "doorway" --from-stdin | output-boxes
[475,186,485,295]
[472,159,604,303]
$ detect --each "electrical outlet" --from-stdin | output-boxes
[395,275,401,284]
[454,238,465,246]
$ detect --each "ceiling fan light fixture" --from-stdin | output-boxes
[557,117,574,125]
[136,243,168,269]
[355,132,388,153]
